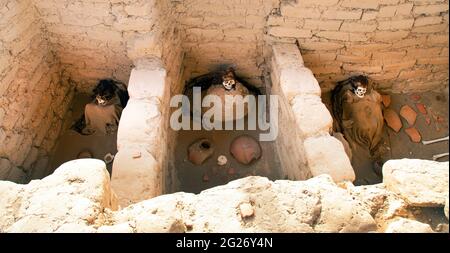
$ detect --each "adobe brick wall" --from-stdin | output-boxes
[18,0,450,94]
[0,0,73,183]
[267,0,449,92]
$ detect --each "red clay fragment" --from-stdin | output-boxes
[384,108,403,132]
[410,94,421,101]
[227,167,236,175]
[400,105,417,126]
[381,94,391,108]
[415,103,427,115]
[202,173,209,182]
[404,127,421,143]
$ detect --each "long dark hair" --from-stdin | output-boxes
[93,79,129,108]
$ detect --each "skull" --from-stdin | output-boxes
[96,95,107,105]
[354,86,367,98]
[222,79,235,90]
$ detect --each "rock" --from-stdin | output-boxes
[303,135,355,183]
[347,183,408,220]
[404,127,421,143]
[188,139,214,165]
[115,175,375,232]
[1,159,117,232]
[385,218,434,233]
[445,196,449,220]
[239,203,254,218]
[55,223,96,233]
[112,148,161,207]
[425,116,431,125]
[97,223,134,233]
[381,94,391,107]
[383,159,449,207]
[291,95,333,138]
[0,165,381,233]
[400,105,417,126]
[383,108,402,132]
[415,103,427,114]
[303,175,376,232]
[230,135,262,165]
[217,155,227,166]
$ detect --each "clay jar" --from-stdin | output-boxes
[202,82,251,122]
[188,138,215,165]
[230,135,262,165]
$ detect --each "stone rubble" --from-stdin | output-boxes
[385,218,434,233]
[383,159,449,207]
[0,158,447,233]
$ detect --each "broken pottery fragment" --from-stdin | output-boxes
[404,127,421,143]
[227,167,236,175]
[410,94,421,101]
[381,94,391,108]
[415,103,427,115]
[188,138,215,165]
[384,108,402,132]
[400,105,417,126]
[230,135,262,165]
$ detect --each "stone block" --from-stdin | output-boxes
[111,148,162,208]
[383,159,449,207]
[303,135,355,183]
[127,67,166,100]
[291,95,333,138]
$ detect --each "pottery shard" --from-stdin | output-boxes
[400,105,417,126]
[404,127,421,143]
[230,135,262,165]
[384,109,402,132]
[415,103,427,115]
[410,94,421,101]
[381,94,391,108]
[188,139,215,165]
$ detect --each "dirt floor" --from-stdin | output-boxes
[322,89,449,186]
[174,119,282,194]
[48,94,116,176]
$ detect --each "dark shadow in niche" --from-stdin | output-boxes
[47,79,129,178]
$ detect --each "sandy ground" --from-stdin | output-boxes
[173,119,282,194]
[48,94,116,176]
[322,89,449,185]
